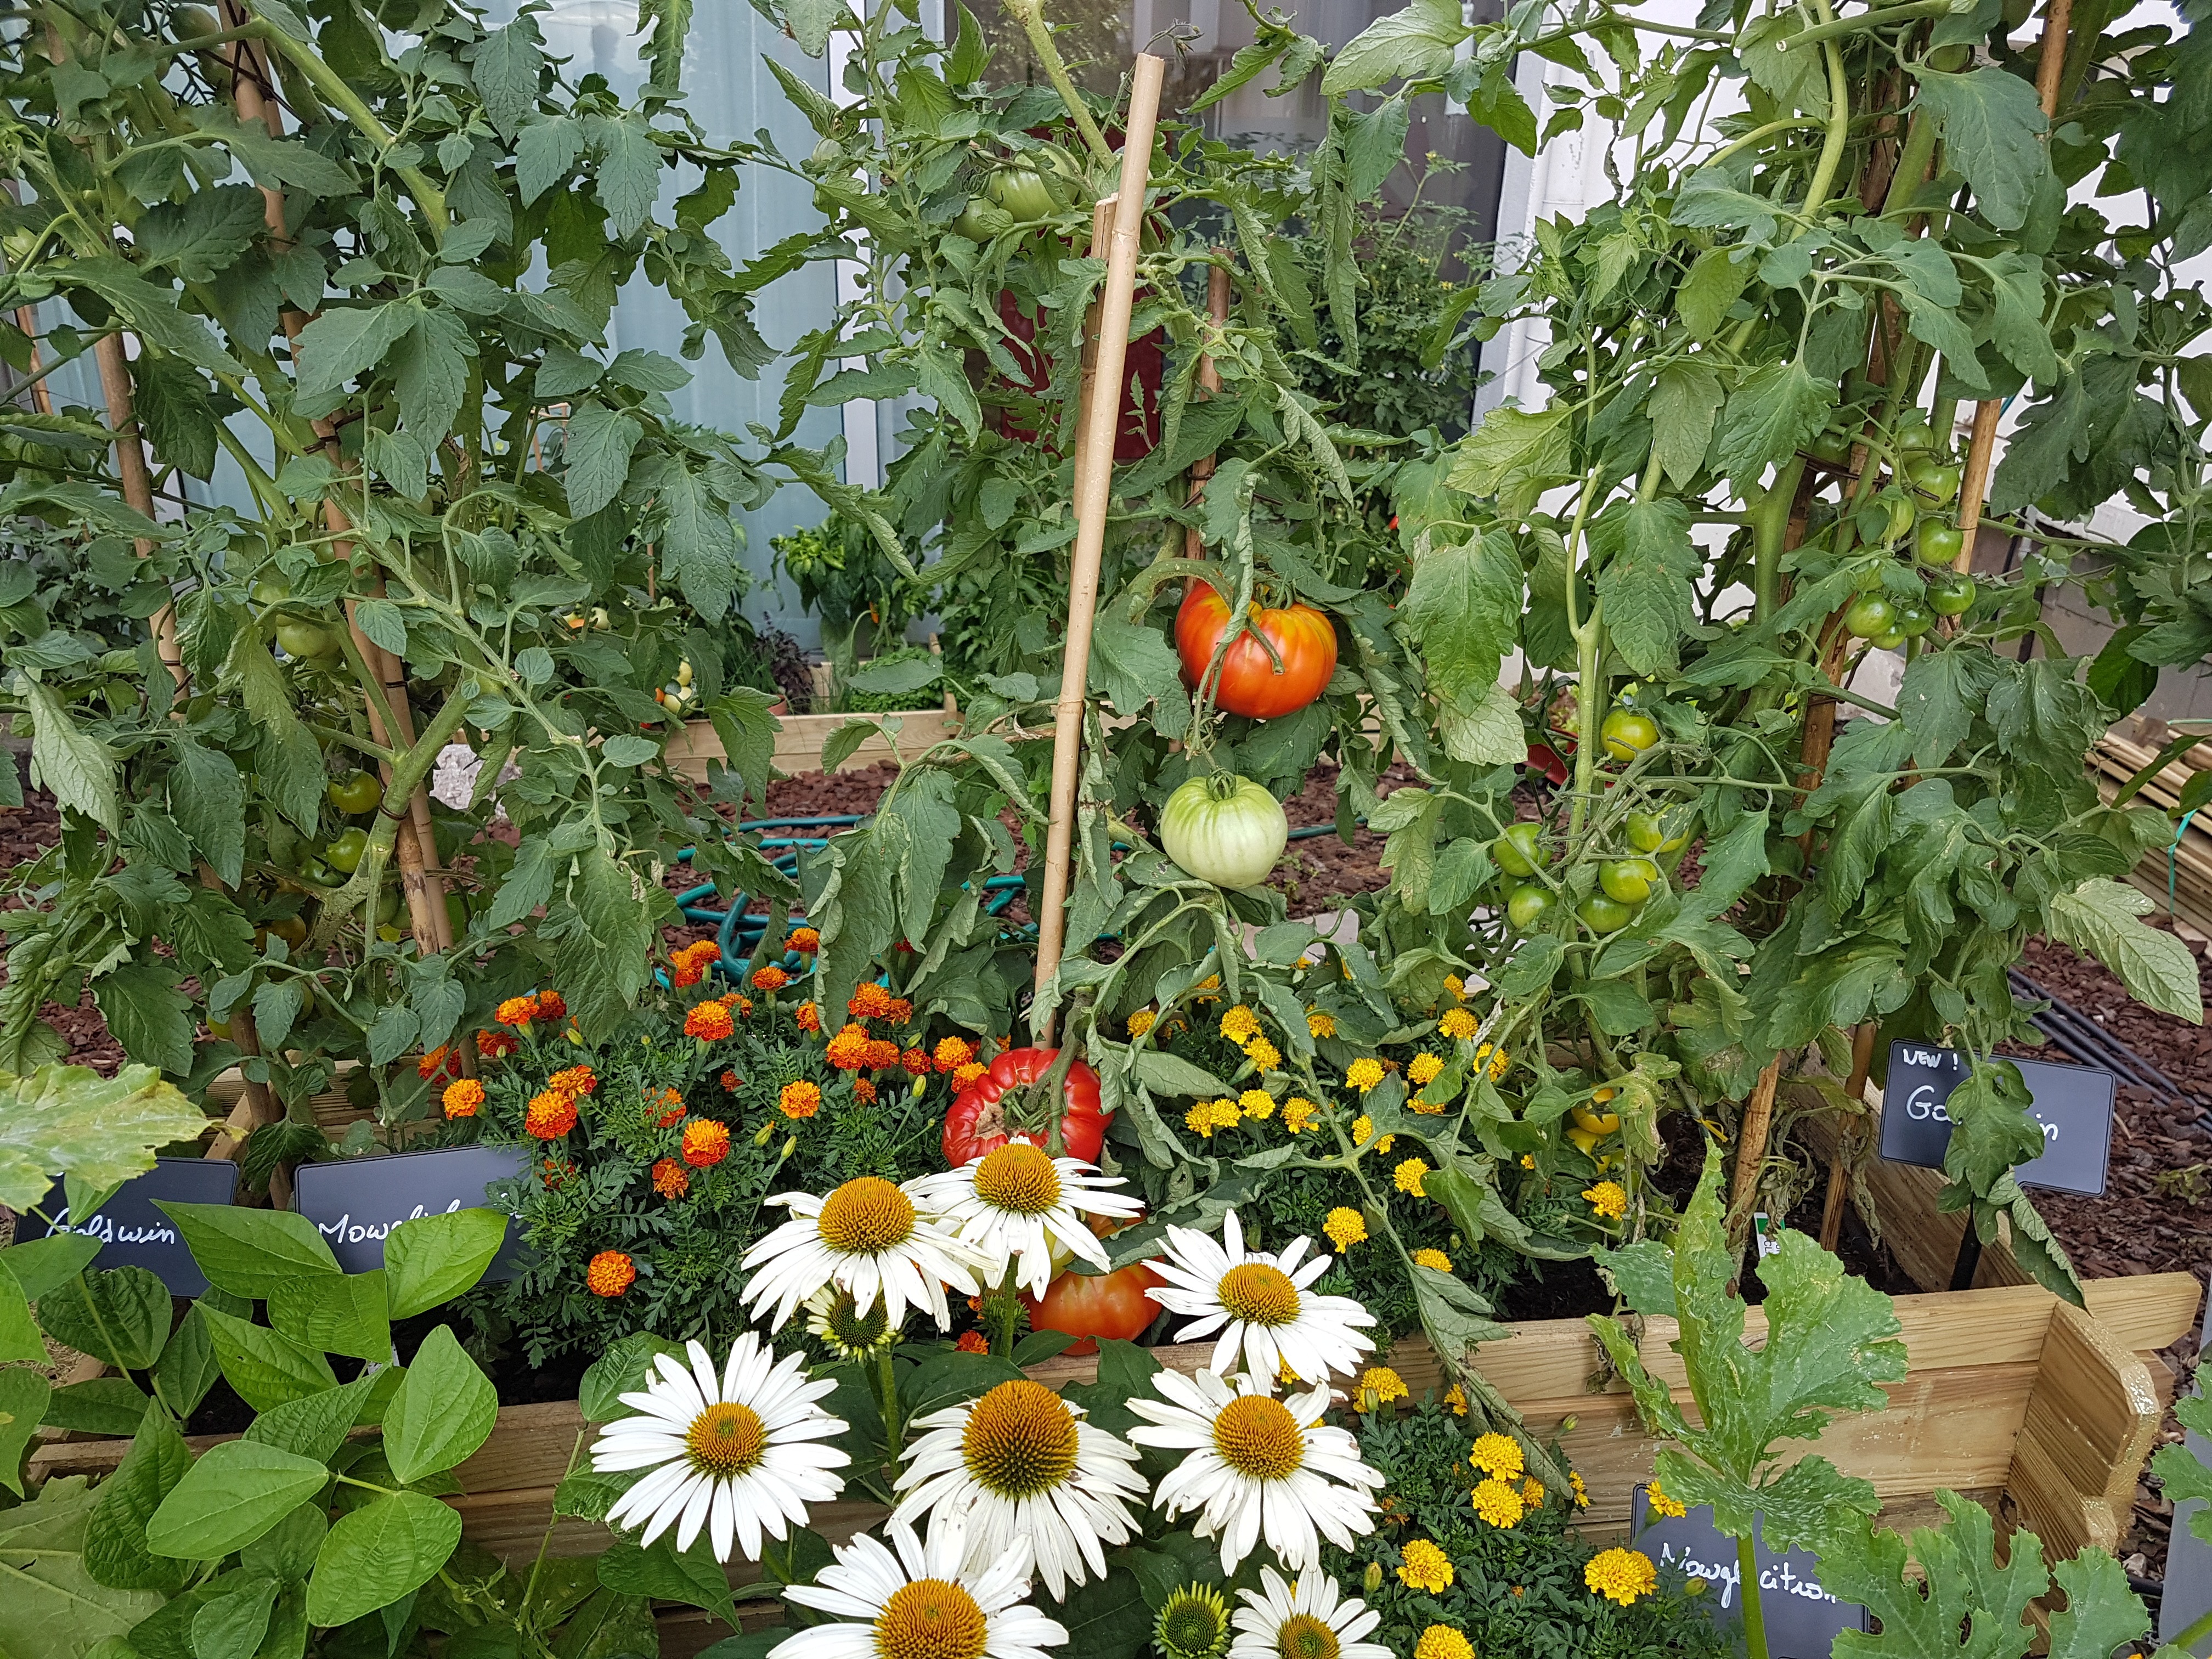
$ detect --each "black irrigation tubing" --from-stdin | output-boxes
[2007,968,2210,1129]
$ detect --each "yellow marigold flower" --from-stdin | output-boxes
[1443,1383,1468,1417]
[1239,1088,1276,1121]
[1197,975,1221,991]
[495,995,539,1028]
[1412,1246,1452,1272]
[1646,1477,1686,1520]
[1393,1157,1430,1197]
[1306,1008,1336,1039]
[1584,1180,1628,1221]
[1470,1432,1525,1480]
[1378,1133,1396,1155]
[1283,1097,1318,1133]
[1585,1547,1657,1607]
[441,1079,484,1119]
[1186,1103,1216,1138]
[1408,1052,1444,1086]
[952,1060,986,1088]
[1323,1207,1367,1252]
[1475,1042,1510,1081]
[1443,974,1465,1000]
[1209,1097,1243,1128]
[1345,1057,1385,1093]
[1243,1036,1282,1073]
[1358,1365,1408,1407]
[1397,1539,1454,1594]
[1438,1007,1478,1040]
[1569,1470,1589,1509]
[549,1064,598,1096]
[1218,1005,1261,1046]
[1472,1477,1526,1529]
[932,1035,974,1073]
[585,1250,635,1297]
[1520,1153,1536,1169]
[1409,1093,1447,1116]
[1522,1476,1545,1508]
[1352,1113,1374,1146]
[1415,1628,1474,1659]
[1126,1008,1156,1038]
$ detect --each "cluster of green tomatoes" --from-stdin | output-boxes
[1813,416,1979,648]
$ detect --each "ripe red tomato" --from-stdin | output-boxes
[1023,1261,1162,1355]
[942,1047,1113,1166]
[1175,581,1338,719]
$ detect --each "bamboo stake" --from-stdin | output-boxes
[1952,0,2072,578]
[1727,1056,1783,1249]
[1032,54,1166,1031]
[1066,196,1117,528]
[91,336,185,687]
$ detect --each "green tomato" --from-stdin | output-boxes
[326,769,382,816]
[297,858,335,888]
[1905,455,1961,506]
[985,167,1058,222]
[953,196,1014,240]
[1926,572,1977,616]
[1894,603,1935,638]
[377,888,403,926]
[1505,883,1555,930]
[1893,418,1937,454]
[325,827,369,874]
[1493,822,1550,877]
[276,620,338,661]
[1624,811,1688,855]
[265,914,308,949]
[1600,709,1660,761]
[1882,494,1918,545]
[1159,772,1289,890]
[1577,893,1633,933]
[251,574,294,606]
[1871,628,1907,650]
[1599,857,1661,906]
[1853,561,1887,592]
[1915,518,1966,567]
[1807,427,1853,465]
[1842,594,1895,639]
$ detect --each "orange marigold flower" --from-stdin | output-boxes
[794,1001,822,1032]
[652,1158,690,1199]
[585,1250,635,1297]
[442,1079,485,1119]
[525,1089,577,1138]
[673,961,704,989]
[862,1039,901,1070]
[685,940,722,966]
[653,1087,685,1128]
[685,1001,736,1042]
[495,995,540,1028]
[417,1045,455,1081]
[681,1118,731,1168]
[751,965,791,992]
[900,1047,932,1076]
[779,1080,822,1120]
[955,1331,989,1354]
[536,991,567,1024]
[540,1157,575,1188]
[549,1065,598,1096]
[852,1078,878,1104]
[720,1070,741,1090]
[952,1061,986,1088]
[825,1025,871,1070]
[884,997,913,1026]
[933,1036,974,1073]
[848,983,894,1020]
[477,1028,517,1060]
[788,927,821,952]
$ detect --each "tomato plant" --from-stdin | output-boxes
[1174,580,1339,719]
[943,1048,1113,1165]
[1159,774,1290,890]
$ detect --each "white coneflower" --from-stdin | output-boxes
[1228,1565,1391,1659]
[1147,1208,1375,1381]
[894,1378,1146,1599]
[591,1334,850,1562]
[1125,1368,1381,1573]
[804,1282,900,1361]
[908,1137,1144,1297]
[741,1175,983,1331]
[770,1517,1066,1659]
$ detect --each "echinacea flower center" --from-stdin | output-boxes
[823,1289,891,1353]
[1276,1613,1340,1659]
[685,1402,766,1477]
[1156,1587,1229,1659]
[873,1578,988,1659]
[961,1379,1080,1497]
[817,1177,917,1255]
[1217,1262,1301,1327]
[970,1142,1062,1215]
[1211,1394,1305,1481]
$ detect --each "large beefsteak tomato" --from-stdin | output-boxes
[1175,580,1338,719]
[1023,1261,1162,1355]
[942,1047,1112,1166]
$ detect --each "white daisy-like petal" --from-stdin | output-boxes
[1227,1565,1392,1659]
[891,1376,1146,1601]
[907,1138,1144,1299]
[588,1333,850,1563]
[742,1175,986,1331]
[777,1518,1066,1659]
[1126,1368,1381,1575]
[1145,1208,1375,1381]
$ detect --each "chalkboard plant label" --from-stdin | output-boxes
[1881,1043,2115,1195]
[14,1158,238,1295]
[1633,1489,1867,1658]
[291,1146,529,1277]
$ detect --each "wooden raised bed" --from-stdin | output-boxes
[29,1273,2198,1652]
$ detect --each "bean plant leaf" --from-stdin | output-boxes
[146,1441,331,1561]
[304,1492,464,1628]
[383,1207,511,1319]
[0,1367,50,1497]
[155,1202,341,1299]
[0,1065,205,1215]
[383,1325,498,1485]
[0,1476,167,1657]
[86,1401,194,1591]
